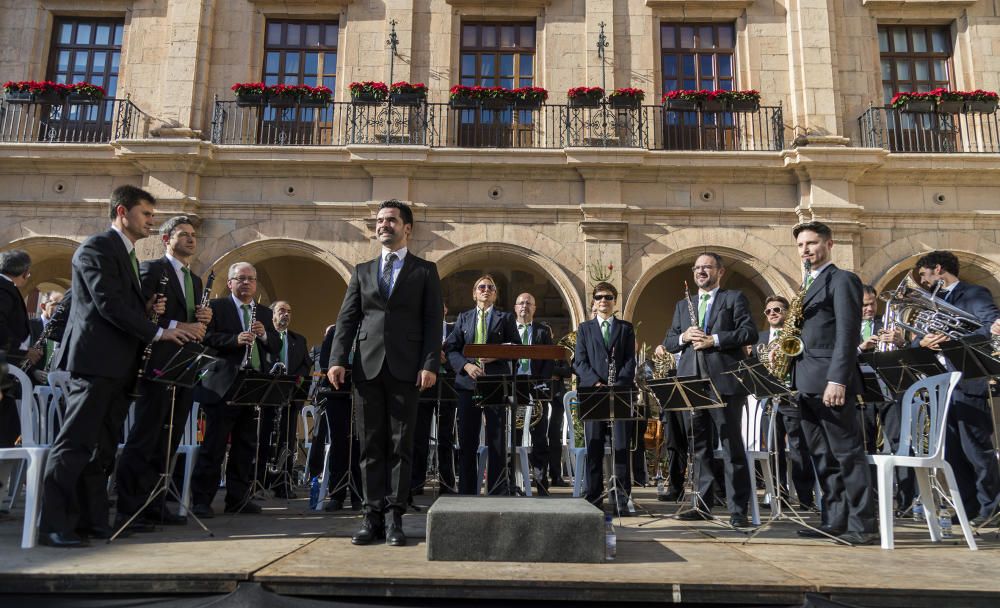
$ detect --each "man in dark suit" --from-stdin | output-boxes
[0,249,33,448]
[260,300,312,498]
[115,216,212,526]
[39,186,200,547]
[26,290,65,383]
[445,274,520,496]
[512,292,555,494]
[791,221,876,545]
[757,295,817,510]
[328,200,443,547]
[191,262,280,518]
[315,323,362,511]
[410,304,457,497]
[574,281,636,516]
[660,252,757,528]
[915,250,1000,526]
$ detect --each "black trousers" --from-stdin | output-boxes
[772,399,817,506]
[798,392,876,533]
[258,403,301,493]
[691,395,751,516]
[190,399,258,508]
[946,389,1000,519]
[456,389,504,495]
[858,398,915,510]
[664,409,689,495]
[353,367,420,514]
[115,381,193,516]
[547,386,566,480]
[308,392,363,503]
[584,419,633,506]
[0,392,20,447]
[631,419,648,486]
[41,373,132,533]
[411,397,457,493]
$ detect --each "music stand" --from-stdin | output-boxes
[313,374,363,512]
[227,370,301,513]
[263,375,310,498]
[419,373,460,500]
[577,385,642,519]
[860,348,945,395]
[109,343,219,542]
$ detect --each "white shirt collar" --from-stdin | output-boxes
[517,319,532,329]
[110,225,134,253]
[697,286,720,298]
[165,252,189,274]
[476,305,494,317]
[382,246,408,262]
[810,261,833,278]
[231,294,254,313]
[595,312,614,324]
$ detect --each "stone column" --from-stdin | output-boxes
[785,0,846,142]
[159,0,216,135]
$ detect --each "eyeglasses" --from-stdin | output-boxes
[515,301,533,307]
[691,265,717,272]
[764,307,786,315]
[476,284,496,292]
[231,276,257,284]
[593,294,616,302]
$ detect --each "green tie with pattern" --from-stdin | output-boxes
[519,324,530,373]
[242,304,261,370]
[804,273,815,291]
[280,331,288,367]
[602,319,610,347]
[183,267,196,322]
[698,293,710,329]
[128,248,140,281]
[475,309,486,344]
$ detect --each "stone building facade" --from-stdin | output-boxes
[1,0,999,347]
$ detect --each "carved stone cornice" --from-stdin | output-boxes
[579,218,628,242]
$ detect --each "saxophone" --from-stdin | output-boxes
[760,260,811,379]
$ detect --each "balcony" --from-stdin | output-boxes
[0,97,150,143]
[859,105,1000,153]
[210,100,784,151]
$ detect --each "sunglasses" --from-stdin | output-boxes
[593,294,616,302]
[764,307,785,314]
[476,284,496,292]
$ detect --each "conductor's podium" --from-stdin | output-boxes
[426,497,605,563]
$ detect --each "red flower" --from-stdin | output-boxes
[567,86,604,99]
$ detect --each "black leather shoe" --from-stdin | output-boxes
[40,531,89,548]
[272,486,298,500]
[350,498,363,511]
[191,503,215,519]
[550,477,568,487]
[144,510,187,525]
[677,510,714,521]
[838,531,879,545]
[77,525,119,539]
[352,515,385,545]
[533,477,551,497]
[224,501,262,514]
[730,514,753,529]
[324,498,344,512]
[797,525,845,539]
[113,516,156,533]
[385,511,407,547]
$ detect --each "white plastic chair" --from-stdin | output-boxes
[175,402,202,517]
[0,366,49,548]
[870,371,975,550]
[741,396,776,525]
[299,404,332,511]
[513,403,534,497]
[563,391,588,497]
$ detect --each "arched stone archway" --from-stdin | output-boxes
[2,236,80,314]
[437,243,578,338]
[624,247,789,350]
[873,250,1000,308]
[205,239,351,345]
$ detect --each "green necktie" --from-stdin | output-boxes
[519,324,530,373]
[862,319,873,341]
[44,338,55,367]
[280,331,288,367]
[128,248,140,281]
[602,319,610,347]
[475,309,486,344]
[804,274,815,291]
[182,267,196,322]
[241,304,261,370]
[698,293,710,328]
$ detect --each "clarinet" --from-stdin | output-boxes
[684,279,708,375]
[198,270,215,322]
[132,274,170,396]
[20,299,68,372]
[241,300,257,369]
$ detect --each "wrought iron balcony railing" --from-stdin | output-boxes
[211,99,784,152]
[859,105,1000,153]
[0,97,150,143]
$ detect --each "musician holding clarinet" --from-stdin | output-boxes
[115,216,212,529]
[39,186,201,548]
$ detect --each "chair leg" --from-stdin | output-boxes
[1,460,24,512]
[941,465,977,551]
[476,445,488,496]
[876,462,895,550]
[314,444,332,512]
[572,452,586,498]
[515,447,531,497]
[760,455,777,516]
[747,452,761,526]
[914,467,941,542]
[179,446,199,518]
[21,454,45,549]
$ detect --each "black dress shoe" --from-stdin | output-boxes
[40,531,89,548]
[352,515,385,545]
[657,489,682,502]
[730,514,753,529]
[324,498,344,512]
[143,510,187,525]
[797,525,845,539]
[272,486,298,500]
[677,510,714,521]
[385,511,407,547]
[191,503,215,519]
[550,477,568,487]
[533,477,551,497]
[113,516,156,533]
[76,525,120,540]
[224,501,262,514]
[838,531,879,545]
[350,498,363,511]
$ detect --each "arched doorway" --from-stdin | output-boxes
[437,246,576,339]
[206,240,351,346]
[2,236,78,315]
[626,251,784,351]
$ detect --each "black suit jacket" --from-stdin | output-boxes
[140,257,205,370]
[319,324,352,393]
[60,229,159,379]
[279,329,312,378]
[511,321,555,380]
[330,252,443,384]
[573,317,636,388]
[663,289,756,396]
[446,307,520,391]
[942,281,1000,397]
[791,264,864,395]
[0,277,29,353]
[196,296,281,402]
[29,317,43,345]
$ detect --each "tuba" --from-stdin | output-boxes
[879,275,986,342]
[556,330,577,354]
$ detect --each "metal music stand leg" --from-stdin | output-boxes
[229,404,270,514]
[487,376,523,497]
[263,406,296,500]
[109,385,213,542]
[325,396,363,510]
[972,391,1000,537]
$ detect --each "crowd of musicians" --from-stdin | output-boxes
[1,185,999,548]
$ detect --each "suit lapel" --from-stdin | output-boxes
[803,264,834,307]
[106,229,143,299]
[606,317,622,353]
[706,290,725,331]
[160,258,187,305]
[388,254,415,303]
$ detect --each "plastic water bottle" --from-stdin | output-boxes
[913,498,924,521]
[939,506,954,539]
[605,514,617,561]
[309,476,320,510]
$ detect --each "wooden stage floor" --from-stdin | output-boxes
[1,484,999,607]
